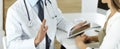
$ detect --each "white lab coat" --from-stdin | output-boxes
[99,10,120,49]
[6,0,74,49]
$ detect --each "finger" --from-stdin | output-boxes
[75,36,80,40]
[81,34,85,37]
[83,34,87,37]
[75,36,83,42]
[40,19,46,31]
[40,28,47,36]
[43,26,48,32]
[42,19,46,26]
[45,26,48,31]
[40,23,44,31]
[81,34,87,39]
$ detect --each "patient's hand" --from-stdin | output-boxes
[75,34,99,44]
[88,36,99,42]
[75,34,87,49]
[84,35,99,43]
[72,21,87,30]
[75,34,98,49]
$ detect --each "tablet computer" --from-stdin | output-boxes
[68,23,90,38]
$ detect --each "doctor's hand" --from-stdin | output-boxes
[34,19,48,47]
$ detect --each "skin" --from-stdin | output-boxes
[34,19,87,46]
[34,19,48,47]
[75,0,118,49]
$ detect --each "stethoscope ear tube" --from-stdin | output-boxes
[24,0,52,21]
[48,0,52,4]
[45,0,52,6]
[24,0,31,21]
[24,0,33,27]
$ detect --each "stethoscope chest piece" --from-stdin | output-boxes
[28,21,33,28]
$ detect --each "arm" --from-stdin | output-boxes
[6,8,36,49]
[6,6,47,49]
[75,36,95,49]
[99,19,120,49]
[75,35,88,49]
[75,19,120,49]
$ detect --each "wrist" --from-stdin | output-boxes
[78,41,87,49]
[34,39,39,47]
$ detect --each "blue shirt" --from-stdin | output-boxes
[28,0,43,14]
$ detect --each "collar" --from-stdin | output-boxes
[28,0,39,7]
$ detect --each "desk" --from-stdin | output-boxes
[56,13,106,49]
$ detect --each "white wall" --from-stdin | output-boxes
[0,0,4,49]
[0,0,3,29]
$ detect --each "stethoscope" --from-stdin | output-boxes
[23,0,57,27]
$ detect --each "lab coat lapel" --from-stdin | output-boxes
[26,0,42,24]
[44,2,56,42]
[27,0,55,43]
[22,0,42,37]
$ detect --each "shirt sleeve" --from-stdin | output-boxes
[99,19,120,49]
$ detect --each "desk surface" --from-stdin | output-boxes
[56,13,106,49]
[63,13,106,27]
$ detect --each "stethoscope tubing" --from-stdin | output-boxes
[24,0,53,21]
[24,0,31,21]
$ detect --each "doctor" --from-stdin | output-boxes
[6,0,84,49]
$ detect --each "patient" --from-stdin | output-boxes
[75,0,120,49]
